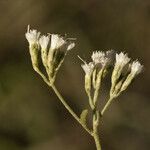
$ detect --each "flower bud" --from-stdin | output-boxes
[120,60,143,92]
[81,62,94,93]
[39,35,50,68]
[25,25,40,70]
[47,34,75,82]
[111,52,130,92]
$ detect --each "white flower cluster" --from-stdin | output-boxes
[25,25,75,84]
[81,50,114,75]
[91,50,114,67]
[113,52,143,79]
[25,25,75,51]
[25,25,143,97]
[80,50,143,99]
[111,52,143,96]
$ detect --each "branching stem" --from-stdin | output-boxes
[51,84,92,135]
[101,97,114,116]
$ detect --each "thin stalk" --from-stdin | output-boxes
[34,69,92,135]
[87,92,95,110]
[51,84,92,135]
[93,112,102,150]
[101,97,114,116]
[93,130,102,150]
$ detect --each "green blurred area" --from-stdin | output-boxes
[0,0,150,149]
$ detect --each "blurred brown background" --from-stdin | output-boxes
[0,0,150,150]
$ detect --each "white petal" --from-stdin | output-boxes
[25,25,40,46]
[50,34,66,50]
[116,52,130,66]
[39,35,50,50]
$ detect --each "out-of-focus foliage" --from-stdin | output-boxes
[0,0,150,149]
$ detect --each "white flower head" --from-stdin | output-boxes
[91,50,114,67]
[81,62,94,75]
[91,51,105,64]
[116,52,130,67]
[50,34,66,50]
[131,60,143,75]
[25,25,40,46]
[50,34,75,52]
[39,35,50,50]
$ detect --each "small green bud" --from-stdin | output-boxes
[85,74,92,94]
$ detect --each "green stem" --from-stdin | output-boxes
[33,66,50,86]
[51,84,92,135]
[93,129,102,150]
[93,112,102,150]
[87,92,95,110]
[34,67,103,149]
[101,97,114,116]
[34,68,92,135]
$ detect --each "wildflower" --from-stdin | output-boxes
[91,51,105,64]
[81,62,95,100]
[47,34,75,83]
[115,52,130,68]
[39,35,50,68]
[112,52,130,82]
[48,34,75,62]
[25,25,41,72]
[50,34,66,50]
[81,62,94,75]
[110,52,130,96]
[130,60,143,76]
[120,60,143,92]
[25,25,40,47]
[91,50,114,67]
[39,35,50,50]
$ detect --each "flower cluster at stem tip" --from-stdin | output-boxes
[81,50,143,103]
[25,26,144,150]
[25,25,143,101]
[25,25,75,85]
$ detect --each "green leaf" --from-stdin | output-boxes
[80,109,88,125]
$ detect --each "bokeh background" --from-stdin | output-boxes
[0,0,150,149]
